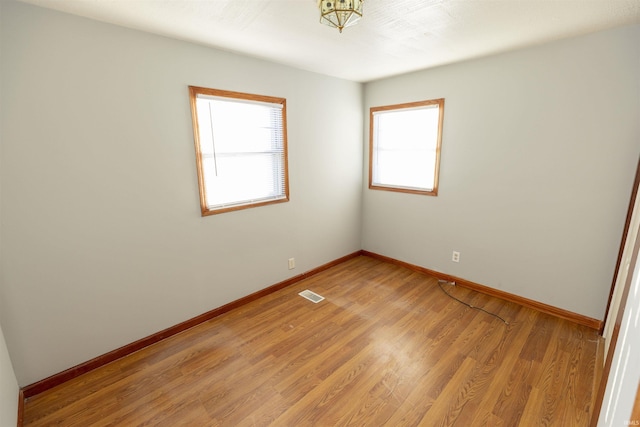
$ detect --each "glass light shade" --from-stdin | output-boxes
[318,0,364,33]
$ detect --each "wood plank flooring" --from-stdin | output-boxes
[23,256,603,426]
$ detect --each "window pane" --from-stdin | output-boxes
[376,149,437,189]
[376,107,439,151]
[204,153,283,208]
[208,100,282,154]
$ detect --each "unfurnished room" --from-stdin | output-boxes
[1,0,639,425]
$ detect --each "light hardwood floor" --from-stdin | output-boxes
[23,256,603,426]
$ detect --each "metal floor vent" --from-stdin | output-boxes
[298,289,325,303]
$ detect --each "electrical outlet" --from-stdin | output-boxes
[288,258,295,270]
[452,251,460,263]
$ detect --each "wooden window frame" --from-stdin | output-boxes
[189,86,289,216]
[369,98,445,196]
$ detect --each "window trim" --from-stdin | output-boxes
[369,98,445,196]
[188,86,289,216]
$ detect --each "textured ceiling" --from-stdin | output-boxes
[15,0,640,82]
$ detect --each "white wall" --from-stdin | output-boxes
[362,25,640,320]
[0,1,363,386]
[0,3,20,425]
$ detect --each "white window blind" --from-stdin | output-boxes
[370,99,444,195]
[190,87,289,215]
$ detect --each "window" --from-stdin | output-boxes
[189,86,289,215]
[369,99,444,196]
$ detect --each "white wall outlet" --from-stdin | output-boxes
[288,258,295,270]
[452,251,460,263]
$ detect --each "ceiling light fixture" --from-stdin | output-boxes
[318,0,364,33]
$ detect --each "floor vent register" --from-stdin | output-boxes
[298,289,325,303]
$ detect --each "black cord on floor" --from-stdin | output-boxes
[437,280,509,325]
